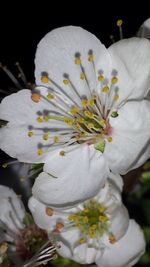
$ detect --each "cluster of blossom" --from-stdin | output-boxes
[0,19,150,267]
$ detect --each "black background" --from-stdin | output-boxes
[0,3,150,266]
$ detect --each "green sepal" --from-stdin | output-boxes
[94,140,106,153]
[111,111,118,118]
[23,212,34,226]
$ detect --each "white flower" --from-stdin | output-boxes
[0,185,49,265]
[137,18,150,39]
[29,175,145,267]
[1,26,150,205]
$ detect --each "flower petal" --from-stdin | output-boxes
[109,205,129,240]
[96,220,145,267]
[108,37,150,102]
[137,18,150,39]
[0,89,69,163]
[35,26,111,104]
[105,100,150,174]
[73,244,98,264]
[0,185,25,234]
[32,145,108,207]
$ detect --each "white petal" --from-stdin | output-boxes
[0,185,25,233]
[108,172,123,192]
[108,37,150,102]
[0,89,68,163]
[57,241,72,259]
[96,220,145,267]
[32,145,108,207]
[137,18,150,39]
[35,26,111,104]
[109,205,129,240]
[28,197,58,231]
[105,100,150,174]
[73,244,98,264]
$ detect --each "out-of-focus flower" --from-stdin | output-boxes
[0,185,55,266]
[137,18,150,39]
[1,26,150,205]
[29,175,145,267]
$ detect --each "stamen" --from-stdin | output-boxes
[63,79,69,85]
[80,72,85,80]
[117,19,123,39]
[41,75,49,84]
[42,133,49,141]
[98,74,104,81]
[109,234,117,244]
[28,131,34,137]
[37,149,43,155]
[31,93,41,103]
[59,150,65,156]
[45,207,53,216]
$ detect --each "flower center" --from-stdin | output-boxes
[29,51,120,155]
[67,200,108,242]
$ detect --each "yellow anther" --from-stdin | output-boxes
[79,237,86,244]
[75,122,81,129]
[117,19,123,27]
[70,106,79,115]
[45,207,53,216]
[84,208,89,213]
[59,150,65,156]
[28,131,33,137]
[47,93,54,100]
[88,98,94,106]
[37,149,43,155]
[53,136,59,143]
[99,206,106,213]
[102,86,109,93]
[88,123,94,129]
[42,133,49,141]
[88,54,94,62]
[41,75,49,83]
[31,93,41,103]
[37,117,44,123]
[109,234,117,244]
[90,224,97,230]
[80,72,85,80]
[99,215,108,223]
[100,119,106,127]
[111,76,118,85]
[56,222,64,230]
[64,117,74,126]
[81,99,88,108]
[98,74,104,81]
[84,111,94,119]
[74,57,81,65]
[89,228,96,238]
[92,95,97,100]
[107,136,113,143]
[82,216,89,223]
[75,223,81,229]
[63,79,69,85]
[114,94,119,102]
[68,214,78,221]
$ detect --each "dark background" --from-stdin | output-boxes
[0,4,150,266]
